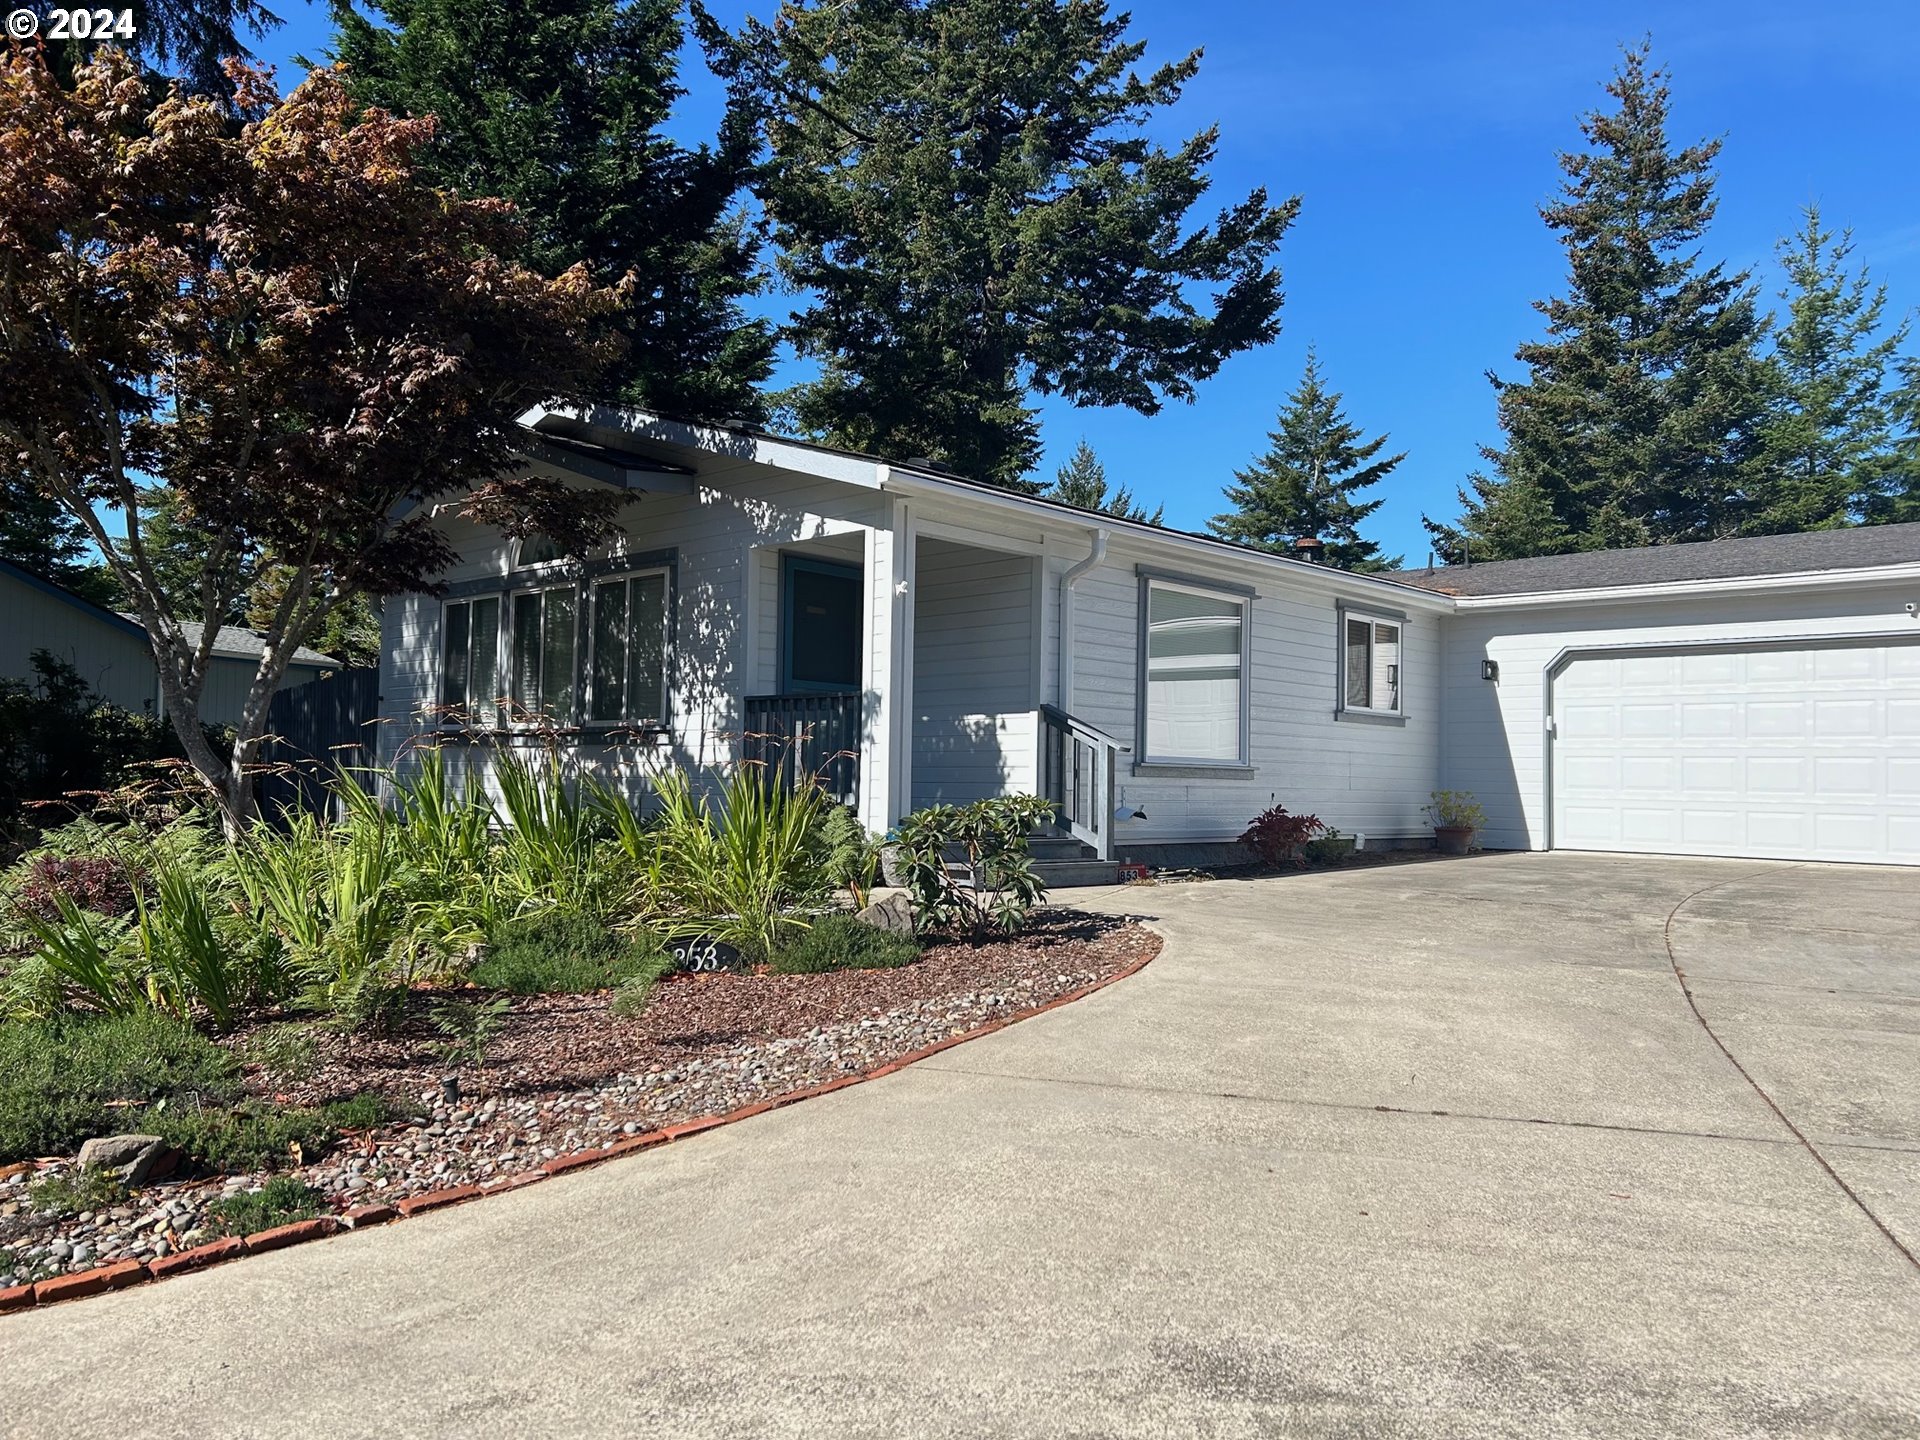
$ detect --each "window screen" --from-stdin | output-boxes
[1344,615,1401,712]
[441,596,500,724]
[589,571,669,724]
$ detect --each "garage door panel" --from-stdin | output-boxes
[1552,641,1919,865]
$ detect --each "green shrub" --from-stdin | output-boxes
[0,1010,238,1163]
[25,1165,127,1216]
[472,911,669,994]
[643,767,831,962]
[207,1176,324,1237]
[770,914,922,974]
[150,1093,389,1173]
[892,795,1055,936]
[239,1022,320,1082]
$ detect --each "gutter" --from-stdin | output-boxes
[1058,527,1110,711]
[1446,560,1920,610]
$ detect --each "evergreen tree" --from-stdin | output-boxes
[1750,206,1911,533]
[1210,350,1401,571]
[333,0,772,420]
[1877,360,1920,524]
[1427,43,1773,562]
[705,0,1297,487]
[1047,440,1161,523]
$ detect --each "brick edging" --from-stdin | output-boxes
[6,931,1160,1315]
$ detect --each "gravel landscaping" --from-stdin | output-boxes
[0,910,1158,1288]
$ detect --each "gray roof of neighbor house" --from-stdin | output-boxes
[0,557,339,666]
[1397,523,1920,597]
[127,617,338,668]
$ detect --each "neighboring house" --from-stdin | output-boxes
[377,407,1920,872]
[1,558,338,728]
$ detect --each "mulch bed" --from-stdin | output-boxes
[0,911,1158,1288]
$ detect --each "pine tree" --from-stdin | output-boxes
[1210,350,1402,571]
[1750,206,1911,533]
[333,0,772,420]
[1877,360,1920,524]
[1047,440,1161,523]
[705,0,1297,488]
[1426,42,1773,561]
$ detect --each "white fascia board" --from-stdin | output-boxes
[879,469,1454,612]
[528,404,885,490]
[1450,561,1920,610]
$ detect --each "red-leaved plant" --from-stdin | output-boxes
[16,855,140,920]
[1239,804,1327,869]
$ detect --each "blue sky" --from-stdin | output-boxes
[259,0,1920,566]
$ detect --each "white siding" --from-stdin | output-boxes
[1439,581,1920,851]
[911,538,1038,807]
[1064,547,1445,848]
[377,462,885,800]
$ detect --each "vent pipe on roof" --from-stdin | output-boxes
[1292,535,1325,564]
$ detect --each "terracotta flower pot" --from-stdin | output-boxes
[1434,826,1474,856]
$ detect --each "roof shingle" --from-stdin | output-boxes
[1397,523,1920,597]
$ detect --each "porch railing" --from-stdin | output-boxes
[742,691,863,806]
[1038,704,1129,860]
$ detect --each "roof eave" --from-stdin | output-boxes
[1450,561,1920,608]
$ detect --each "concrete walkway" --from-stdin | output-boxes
[8,853,1919,1438]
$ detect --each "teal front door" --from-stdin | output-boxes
[781,555,862,693]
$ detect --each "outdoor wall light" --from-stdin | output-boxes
[1482,659,1500,681]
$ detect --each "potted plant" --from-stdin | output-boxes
[1425,790,1486,855]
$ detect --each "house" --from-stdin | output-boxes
[1,558,339,728]
[376,406,1920,872]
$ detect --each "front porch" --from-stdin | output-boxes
[741,519,1125,860]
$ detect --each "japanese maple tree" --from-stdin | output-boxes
[0,51,629,833]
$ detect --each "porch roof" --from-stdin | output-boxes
[520,404,1454,612]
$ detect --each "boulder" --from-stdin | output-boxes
[75,1134,171,1187]
[855,892,916,936]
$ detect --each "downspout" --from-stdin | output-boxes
[1058,526,1109,715]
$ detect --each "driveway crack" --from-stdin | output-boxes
[1662,870,1920,1276]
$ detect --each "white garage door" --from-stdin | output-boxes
[1551,641,1920,864]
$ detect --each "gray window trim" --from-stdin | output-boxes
[438,546,678,733]
[1335,600,1407,722]
[1136,572,1254,768]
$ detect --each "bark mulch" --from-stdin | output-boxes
[0,910,1158,1288]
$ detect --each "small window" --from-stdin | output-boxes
[589,571,670,725]
[441,596,501,724]
[1343,614,1402,714]
[510,585,578,722]
[1143,579,1247,764]
[515,533,568,567]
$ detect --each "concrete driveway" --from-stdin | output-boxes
[7,853,1919,1439]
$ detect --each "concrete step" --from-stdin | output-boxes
[1032,858,1123,889]
[1027,834,1097,860]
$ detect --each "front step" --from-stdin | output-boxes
[1032,857,1123,889]
[1027,832,1120,888]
